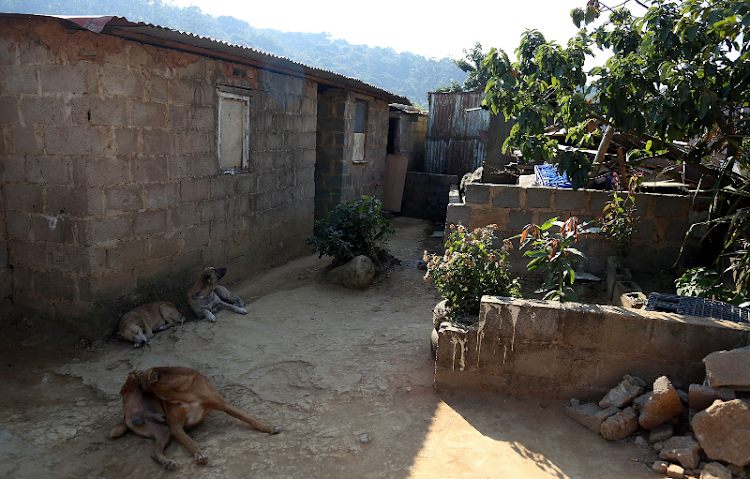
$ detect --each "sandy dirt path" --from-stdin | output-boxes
[0,217,658,479]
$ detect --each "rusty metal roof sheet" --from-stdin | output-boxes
[2,13,411,105]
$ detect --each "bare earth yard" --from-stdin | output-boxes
[0,217,660,479]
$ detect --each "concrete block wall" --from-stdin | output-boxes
[400,172,458,223]
[446,183,710,274]
[0,17,316,335]
[315,87,389,220]
[434,296,750,399]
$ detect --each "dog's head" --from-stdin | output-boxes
[137,367,162,392]
[118,321,149,347]
[198,267,228,287]
[119,370,141,396]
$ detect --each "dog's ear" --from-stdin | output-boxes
[147,369,160,384]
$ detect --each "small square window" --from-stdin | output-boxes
[218,91,250,171]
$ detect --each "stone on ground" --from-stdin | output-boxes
[703,346,750,390]
[326,255,375,289]
[599,374,646,408]
[692,399,750,467]
[667,463,685,478]
[600,406,638,441]
[659,435,702,470]
[636,376,684,430]
[649,423,674,444]
[565,402,619,434]
[700,462,732,479]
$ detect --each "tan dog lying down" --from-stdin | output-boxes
[137,366,281,464]
[118,301,185,347]
[110,371,177,469]
[187,267,247,322]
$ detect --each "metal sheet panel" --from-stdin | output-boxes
[426,92,489,176]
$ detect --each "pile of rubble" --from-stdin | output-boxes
[566,346,750,479]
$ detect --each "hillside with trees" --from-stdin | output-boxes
[0,0,467,106]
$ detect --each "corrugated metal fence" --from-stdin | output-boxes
[425,91,489,176]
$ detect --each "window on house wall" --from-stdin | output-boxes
[353,100,367,163]
[218,89,250,171]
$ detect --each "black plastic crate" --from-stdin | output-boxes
[645,293,750,323]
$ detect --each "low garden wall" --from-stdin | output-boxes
[434,296,750,400]
[445,183,711,274]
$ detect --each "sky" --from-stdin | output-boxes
[167,0,646,61]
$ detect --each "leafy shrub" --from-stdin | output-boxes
[307,195,394,264]
[598,173,640,258]
[676,266,749,305]
[424,224,520,321]
[515,216,599,302]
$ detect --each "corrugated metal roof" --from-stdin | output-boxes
[1,13,411,105]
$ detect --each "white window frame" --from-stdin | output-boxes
[217,90,251,172]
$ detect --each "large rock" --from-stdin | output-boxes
[692,399,750,467]
[565,402,619,433]
[326,255,375,290]
[659,435,702,470]
[701,462,732,479]
[600,406,638,440]
[599,374,646,408]
[636,376,684,430]
[689,384,736,412]
[704,346,750,390]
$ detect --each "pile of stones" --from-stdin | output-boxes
[566,346,750,479]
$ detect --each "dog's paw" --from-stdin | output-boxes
[195,454,208,464]
[270,426,281,434]
[238,308,247,315]
[234,297,245,308]
[177,316,186,325]
[133,342,142,348]
[163,459,178,470]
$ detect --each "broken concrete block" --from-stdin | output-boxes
[599,374,646,408]
[433,300,449,329]
[650,423,674,444]
[667,463,685,478]
[326,255,374,290]
[600,406,638,440]
[612,280,642,307]
[637,376,685,430]
[652,460,669,473]
[701,462,732,479]
[618,291,648,309]
[693,399,750,467]
[704,346,750,390]
[565,402,619,433]
[659,435,702,470]
[689,384,736,412]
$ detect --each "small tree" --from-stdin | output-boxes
[435,42,491,92]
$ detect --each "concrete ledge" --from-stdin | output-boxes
[434,296,750,400]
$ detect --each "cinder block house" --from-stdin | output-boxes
[0,13,409,336]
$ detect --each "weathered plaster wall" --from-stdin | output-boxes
[434,296,750,399]
[0,17,316,335]
[446,183,711,274]
[315,87,389,220]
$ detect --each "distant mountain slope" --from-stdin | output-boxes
[1,0,467,105]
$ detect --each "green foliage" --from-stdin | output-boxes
[675,267,749,304]
[424,224,520,321]
[598,172,641,258]
[483,0,750,297]
[514,217,600,302]
[307,196,394,264]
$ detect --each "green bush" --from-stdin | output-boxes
[307,196,394,264]
[424,224,520,321]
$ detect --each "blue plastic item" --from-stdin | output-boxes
[534,164,572,188]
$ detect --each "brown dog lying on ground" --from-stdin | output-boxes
[187,267,247,322]
[118,301,185,347]
[137,366,281,464]
[110,371,177,469]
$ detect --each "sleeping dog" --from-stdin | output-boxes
[118,301,185,347]
[187,267,247,322]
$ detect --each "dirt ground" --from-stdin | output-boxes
[0,217,663,479]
